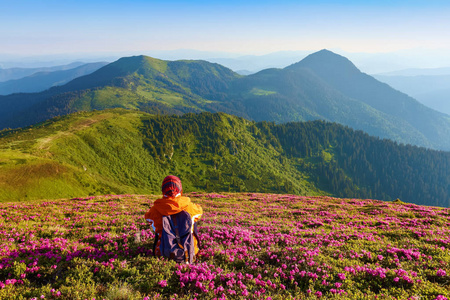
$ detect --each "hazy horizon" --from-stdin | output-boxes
[2,0,450,73]
[3,48,450,75]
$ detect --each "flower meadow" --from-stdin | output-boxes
[0,193,449,300]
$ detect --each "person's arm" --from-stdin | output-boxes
[189,202,203,251]
[144,208,156,231]
[188,202,203,223]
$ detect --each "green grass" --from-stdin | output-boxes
[143,56,168,73]
[250,87,277,96]
[72,87,143,111]
[135,86,186,107]
[0,109,323,202]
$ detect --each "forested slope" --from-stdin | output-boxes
[0,109,448,206]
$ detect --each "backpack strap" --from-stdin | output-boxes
[170,214,189,263]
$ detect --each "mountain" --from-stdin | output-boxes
[225,57,420,143]
[223,50,450,150]
[284,50,450,150]
[0,62,108,95]
[0,62,86,82]
[0,109,448,207]
[0,56,240,129]
[1,50,450,151]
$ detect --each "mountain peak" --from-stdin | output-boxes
[312,49,337,56]
[286,49,360,75]
[55,55,169,92]
[105,55,168,75]
[302,49,351,62]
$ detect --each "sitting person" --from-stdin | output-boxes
[145,175,203,261]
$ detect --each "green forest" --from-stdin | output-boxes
[140,112,450,207]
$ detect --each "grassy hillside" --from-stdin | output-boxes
[0,109,320,202]
[0,110,157,200]
[0,109,448,206]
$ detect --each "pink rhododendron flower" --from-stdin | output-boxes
[158,280,168,287]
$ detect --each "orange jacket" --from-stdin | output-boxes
[145,195,203,254]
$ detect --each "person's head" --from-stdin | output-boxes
[162,175,182,197]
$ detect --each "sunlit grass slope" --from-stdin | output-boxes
[0,109,320,202]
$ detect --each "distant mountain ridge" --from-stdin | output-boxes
[0,62,107,95]
[1,50,449,151]
[374,73,450,116]
[0,56,239,130]
[0,62,87,82]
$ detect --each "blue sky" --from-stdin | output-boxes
[1,0,450,56]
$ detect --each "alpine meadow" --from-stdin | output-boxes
[0,49,449,299]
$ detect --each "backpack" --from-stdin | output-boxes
[153,210,200,264]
